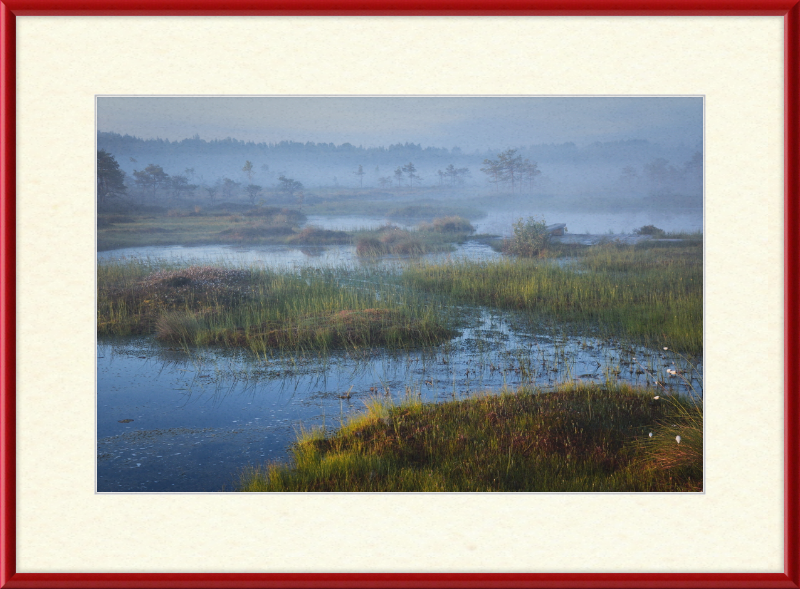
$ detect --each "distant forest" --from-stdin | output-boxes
[97,131,703,208]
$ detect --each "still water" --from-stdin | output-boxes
[304,210,702,236]
[98,213,702,492]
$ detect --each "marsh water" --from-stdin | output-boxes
[305,210,702,236]
[97,212,703,492]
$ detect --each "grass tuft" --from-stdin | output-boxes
[98,261,455,352]
[403,240,702,355]
[239,382,702,492]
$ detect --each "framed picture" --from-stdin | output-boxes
[2,4,797,589]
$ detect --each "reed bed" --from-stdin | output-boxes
[402,241,702,356]
[239,382,702,492]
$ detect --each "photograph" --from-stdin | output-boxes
[96,96,704,493]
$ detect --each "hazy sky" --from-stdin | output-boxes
[97,97,703,151]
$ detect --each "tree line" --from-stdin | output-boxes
[98,151,307,208]
[98,149,502,209]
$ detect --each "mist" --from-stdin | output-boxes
[97,96,704,492]
[97,96,703,233]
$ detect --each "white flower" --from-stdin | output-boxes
[649,432,653,438]
[653,396,660,400]
[675,435,682,444]
[663,347,669,350]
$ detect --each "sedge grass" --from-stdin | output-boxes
[98,261,455,352]
[402,240,702,356]
[239,381,702,492]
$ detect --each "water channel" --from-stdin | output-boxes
[97,219,702,492]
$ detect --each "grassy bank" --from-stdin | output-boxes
[239,382,702,492]
[402,240,702,356]
[98,262,454,353]
[97,206,311,250]
[97,207,476,252]
[355,218,475,257]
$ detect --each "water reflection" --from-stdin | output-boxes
[97,305,701,492]
[97,240,503,270]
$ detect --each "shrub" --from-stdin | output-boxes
[419,216,475,233]
[356,237,386,256]
[504,216,550,257]
[634,225,666,237]
[379,228,410,245]
[391,239,425,256]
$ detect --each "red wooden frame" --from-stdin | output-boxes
[1,5,798,589]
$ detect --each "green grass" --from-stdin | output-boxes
[238,382,702,492]
[97,262,455,353]
[402,240,703,356]
[97,207,477,252]
[97,207,309,250]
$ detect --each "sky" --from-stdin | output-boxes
[97,96,703,152]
